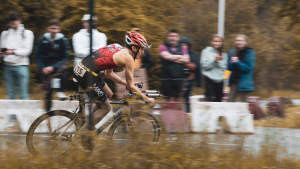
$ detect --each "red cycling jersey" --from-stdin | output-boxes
[81,44,124,72]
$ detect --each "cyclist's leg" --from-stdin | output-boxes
[90,83,113,114]
[86,82,113,128]
[73,83,112,151]
[79,100,111,132]
[76,79,112,132]
[94,85,112,115]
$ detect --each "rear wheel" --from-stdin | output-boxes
[107,111,160,148]
[26,110,82,157]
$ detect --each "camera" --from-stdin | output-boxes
[0,48,7,52]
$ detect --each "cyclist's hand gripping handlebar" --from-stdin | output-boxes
[126,82,143,93]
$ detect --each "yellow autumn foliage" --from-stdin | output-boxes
[0,0,298,95]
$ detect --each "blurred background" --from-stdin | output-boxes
[0,0,299,99]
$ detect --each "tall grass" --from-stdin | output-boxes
[1,130,300,168]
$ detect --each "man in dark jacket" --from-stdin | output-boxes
[179,37,201,112]
[35,19,70,112]
[159,29,190,102]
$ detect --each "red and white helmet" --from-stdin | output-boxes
[125,31,149,48]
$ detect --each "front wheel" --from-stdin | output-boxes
[26,110,82,157]
[107,111,160,148]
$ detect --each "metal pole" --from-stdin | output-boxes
[218,0,228,92]
[88,0,94,130]
[218,0,226,37]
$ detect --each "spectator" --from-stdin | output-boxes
[0,12,34,99]
[130,28,154,71]
[201,35,227,102]
[228,35,256,102]
[72,14,107,67]
[179,37,201,112]
[159,29,190,102]
[35,19,70,111]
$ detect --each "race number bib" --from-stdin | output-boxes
[74,64,86,77]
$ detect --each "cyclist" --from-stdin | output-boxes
[73,32,155,149]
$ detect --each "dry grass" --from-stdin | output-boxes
[2,83,300,168]
[0,132,300,168]
[254,105,300,128]
[0,84,300,168]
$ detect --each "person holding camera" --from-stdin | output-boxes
[201,35,227,102]
[0,12,34,100]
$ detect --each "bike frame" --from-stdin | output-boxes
[55,86,161,137]
[61,87,132,136]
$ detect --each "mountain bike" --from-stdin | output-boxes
[26,82,161,156]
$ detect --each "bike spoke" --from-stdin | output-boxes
[31,115,77,156]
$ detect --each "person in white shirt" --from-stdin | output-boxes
[0,12,34,99]
[72,14,107,67]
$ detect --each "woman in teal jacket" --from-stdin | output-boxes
[227,35,256,102]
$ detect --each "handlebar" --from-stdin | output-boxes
[142,90,160,94]
[145,94,162,97]
[124,82,162,97]
[137,82,143,89]
[126,82,143,93]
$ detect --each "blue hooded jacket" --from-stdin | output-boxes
[35,33,70,70]
[227,48,256,91]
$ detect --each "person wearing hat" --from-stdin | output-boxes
[179,37,202,113]
[130,28,154,71]
[72,14,107,67]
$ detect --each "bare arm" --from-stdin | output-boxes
[104,69,128,86]
[160,51,190,64]
[124,56,149,101]
[160,51,181,62]
[109,51,154,103]
[184,62,196,70]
